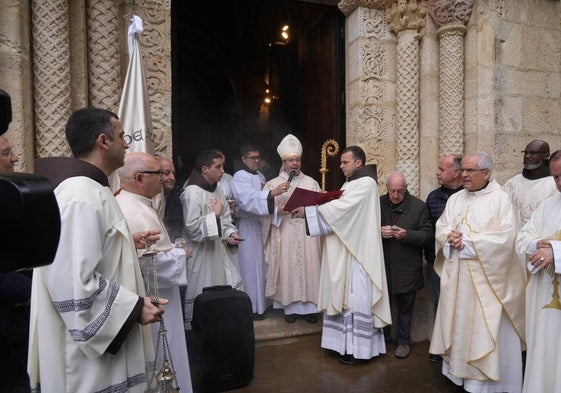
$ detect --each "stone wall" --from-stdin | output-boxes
[492,0,561,183]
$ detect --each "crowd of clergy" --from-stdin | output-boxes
[1,105,561,393]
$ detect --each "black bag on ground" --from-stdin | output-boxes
[187,285,255,392]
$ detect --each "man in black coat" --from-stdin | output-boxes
[380,171,433,359]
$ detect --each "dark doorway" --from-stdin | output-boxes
[171,0,345,190]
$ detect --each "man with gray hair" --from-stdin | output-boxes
[380,171,432,359]
[429,152,526,392]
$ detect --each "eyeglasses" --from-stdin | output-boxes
[139,170,164,176]
[521,150,547,156]
[244,155,260,161]
[283,158,301,163]
[461,168,488,174]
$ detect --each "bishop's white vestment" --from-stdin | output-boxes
[28,175,153,393]
[305,174,391,359]
[263,170,321,315]
[516,192,561,393]
[430,179,526,393]
[181,174,242,327]
[116,189,192,392]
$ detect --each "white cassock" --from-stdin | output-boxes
[430,179,526,393]
[516,192,561,393]
[218,172,234,199]
[263,170,322,315]
[116,189,192,392]
[181,179,242,326]
[304,175,391,360]
[502,173,556,228]
[231,169,271,314]
[28,176,153,393]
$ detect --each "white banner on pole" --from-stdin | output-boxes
[110,15,155,192]
[118,14,155,154]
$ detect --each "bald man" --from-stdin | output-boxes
[117,152,193,392]
[380,171,432,359]
[0,136,19,172]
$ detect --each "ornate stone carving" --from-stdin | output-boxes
[438,27,465,155]
[347,7,392,182]
[427,0,473,157]
[363,7,394,39]
[339,0,396,16]
[87,0,121,111]
[386,0,427,36]
[496,0,506,17]
[361,42,386,81]
[31,0,72,157]
[427,0,474,27]
[395,30,420,195]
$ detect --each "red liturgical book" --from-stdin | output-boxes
[283,187,344,212]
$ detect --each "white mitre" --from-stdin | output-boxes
[277,134,303,159]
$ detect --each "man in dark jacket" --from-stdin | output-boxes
[380,171,433,359]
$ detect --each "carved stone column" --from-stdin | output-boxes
[0,0,35,170]
[339,0,396,184]
[387,0,426,196]
[428,0,474,156]
[31,0,73,157]
[86,0,121,111]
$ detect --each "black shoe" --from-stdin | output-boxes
[429,354,442,364]
[338,354,366,365]
[252,313,265,321]
[284,314,297,323]
[304,314,317,324]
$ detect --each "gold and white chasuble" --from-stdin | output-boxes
[430,180,526,382]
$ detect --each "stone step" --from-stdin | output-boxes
[253,308,322,348]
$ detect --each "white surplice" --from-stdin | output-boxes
[231,169,271,314]
[116,189,192,392]
[304,175,391,359]
[516,192,561,393]
[28,177,153,393]
[430,180,526,393]
[263,170,322,315]
[181,182,242,326]
[503,173,557,228]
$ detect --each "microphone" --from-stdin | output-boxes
[287,170,296,182]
